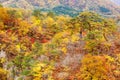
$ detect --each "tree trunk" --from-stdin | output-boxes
[103,33,108,41]
[80,31,82,38]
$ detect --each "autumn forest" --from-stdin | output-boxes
[0,3,120,80]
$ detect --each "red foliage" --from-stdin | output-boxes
[30,38,35,44]
[40,38,49,43]
[6,29,12,33]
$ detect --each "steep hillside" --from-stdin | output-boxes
[0,0,120,16]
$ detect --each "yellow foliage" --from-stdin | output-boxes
[0,68,7,80]
[105,55,114,62]
[57,15,70,23]
[32,62,54,80]
[0,58,6,63]
[11,35,17,41]
[0,8,9,21]
[62,47,67,54]
[52,32,65,43]
[18,20,30,35]
[44,17,54,27]
[76,54,109,80]
[16,44,21,52]
[0,21,4,29]
[24,52,31,56]
[71,34,79,42]
[62,38,69,43]
[31,17,42,31]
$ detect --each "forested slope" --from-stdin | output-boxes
[0,6,120,80]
